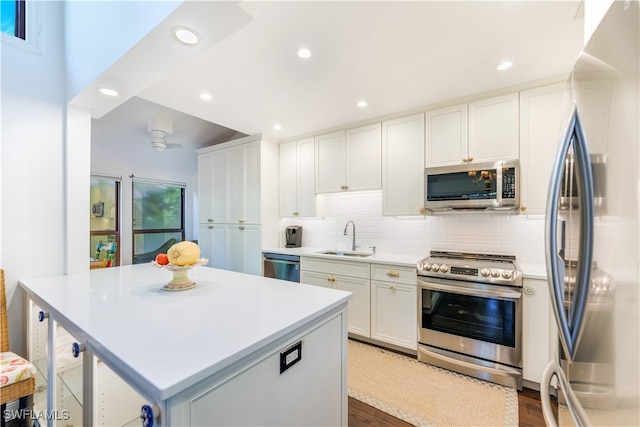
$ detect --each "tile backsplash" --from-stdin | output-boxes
[279,190,546,265]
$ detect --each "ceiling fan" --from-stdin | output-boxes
[148,114,183,152]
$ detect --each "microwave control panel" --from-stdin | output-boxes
[502,167,516,199]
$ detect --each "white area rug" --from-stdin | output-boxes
[348,339,519,426]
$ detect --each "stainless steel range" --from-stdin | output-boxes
[416,251,523,389]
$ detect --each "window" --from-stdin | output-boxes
[132,180,185,264]
[1,0,25,40]
[90,176,120,267]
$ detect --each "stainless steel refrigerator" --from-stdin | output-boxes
[541,1,639,426]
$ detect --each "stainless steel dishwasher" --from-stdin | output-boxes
[263,252,300,283]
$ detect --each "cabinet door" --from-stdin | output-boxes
[228,145,245,223]
[296,138,316,217]
[300,271,334,289]
[227,225,261,275]
[519,82,572,215]
[198,223,228,270]
[198,150,228,223]
[425,104,469,167]
[211,150,229,223]
[243,142,261,224]
[315,131,346,193]
[280,139,316,218]
[334,275,371,337]
[371,281,417,350]
[468,93,519,163]
[345,123,381,191]
[382,113,425,216]
[522,278,552,384]
[280,141,298,217]
[197,153,214,223]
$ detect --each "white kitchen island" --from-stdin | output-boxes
[19,264,351,426]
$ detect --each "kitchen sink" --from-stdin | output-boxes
[317,250,373,258]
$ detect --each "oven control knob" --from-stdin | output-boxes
[480,268,490,277]
[501,270,513,279]
[490,269,501,278]
[439,264,449,273]
[423,263,432,271]
[431,264,440,272]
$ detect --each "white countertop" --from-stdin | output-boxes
[519,262,548,280]
[262,247,424,268]
[19,264,351,401]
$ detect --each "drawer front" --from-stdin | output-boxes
[370,263,416,285]
[300,257,370,279]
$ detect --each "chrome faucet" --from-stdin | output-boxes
[343,220,356,251]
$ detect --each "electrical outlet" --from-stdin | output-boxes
[280,340,302,374]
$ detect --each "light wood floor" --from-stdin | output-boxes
[349,387,556,426]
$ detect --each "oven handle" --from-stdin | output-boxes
[417,279,522,300]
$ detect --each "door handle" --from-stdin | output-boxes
[545,103,594,361]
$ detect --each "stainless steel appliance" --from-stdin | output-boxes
[559,153,606,211]
[285,225,303,248]
[540,2,639,425]
[263,252,300,283]
[424,159,520,212]
[417,251,523,389]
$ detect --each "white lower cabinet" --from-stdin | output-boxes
[198,223,228,270]
[199,223,261,275]
[522,277,555,385]
[301,257,418,351]
[300,258,371,337]
[370,264,417,350]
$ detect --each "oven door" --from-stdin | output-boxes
[418,277,522,369]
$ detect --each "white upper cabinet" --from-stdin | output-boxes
[315,123,381,193]
[345,123,382,191]
[315,131,345,193]
[519,81,571,215]
[198,149,228,224]
[425,93,519,167]
[228,141,261,224]
[425,104,468,167]
[280,138,315,217]
[382,113,425,216]
[468,92,520,163]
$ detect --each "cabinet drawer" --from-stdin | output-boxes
[300,257,369,279]
[370,264,416,285]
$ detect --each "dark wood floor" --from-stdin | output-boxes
[349,387,557,426]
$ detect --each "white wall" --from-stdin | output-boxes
[1,1,66,354]
[281,191,546,266]
[64,0,182,101]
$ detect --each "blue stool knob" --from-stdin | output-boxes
[140,404,155,427]
[38,311,48,322]
[71,342,85,358]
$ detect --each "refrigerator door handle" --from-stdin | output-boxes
[541,360,591,427]
[545,103,595,361]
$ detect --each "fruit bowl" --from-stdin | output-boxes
[151,258,209,291]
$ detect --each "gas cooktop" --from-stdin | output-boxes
[417,251,523,287]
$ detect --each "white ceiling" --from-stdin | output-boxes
[92,1,585,152]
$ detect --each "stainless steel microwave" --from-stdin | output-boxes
[424,159,520,212]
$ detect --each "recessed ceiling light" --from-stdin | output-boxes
[496,61,513,71]
[173,27,199,45]
[297,48,311,59]
[99,88,119,97]
[273,124,282,131]
[357,100,368,108]
[200,92,212,101]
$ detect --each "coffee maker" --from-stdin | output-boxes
[285,226,303,248]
